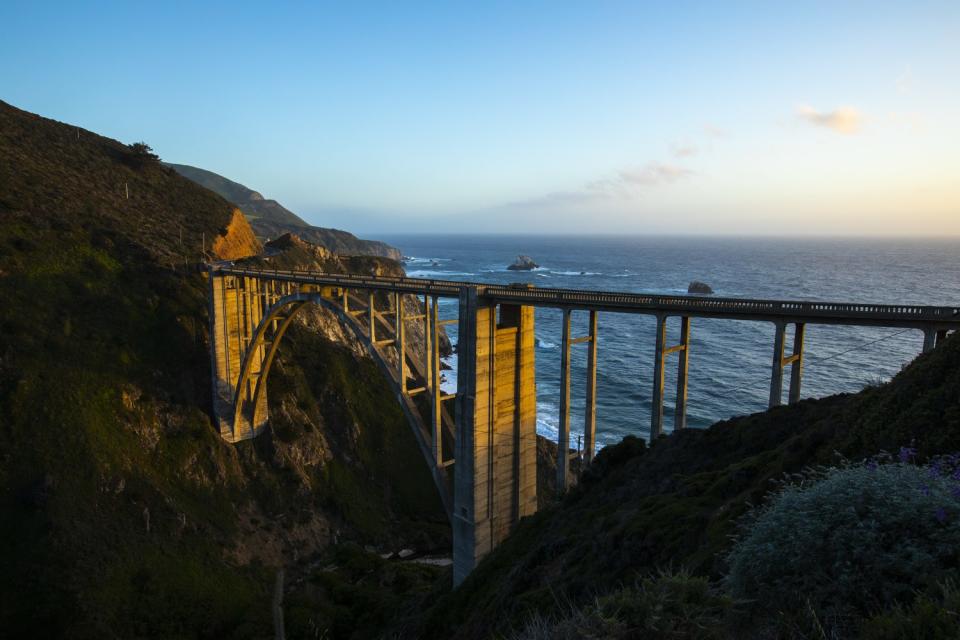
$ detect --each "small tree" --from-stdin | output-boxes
[127,142,159,166]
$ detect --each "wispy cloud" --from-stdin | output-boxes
[508,162,695,208]
[672,143,698,158]
[617,163,695,186]
[797,104,863,134]
[703,124,726,138]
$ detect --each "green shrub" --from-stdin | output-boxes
[861,581,960,639]
[725,460,960,628]
[512,569,733,639]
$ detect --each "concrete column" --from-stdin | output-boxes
[788,322,806,404]
[453,288,537,586]
[557,308,572,495]
[650,314,667,440]
[342,287,349,313]
[674,316,691,431]
[396,293,406,393]
[368,291,376,341]
[922,327,936,353]
[769,322,786,408]
[424,295,432,392]
[936,330,948,347]
[583,310,599,464]
[431,296,442,466]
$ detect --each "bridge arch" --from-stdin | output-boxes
[228,287,454,515]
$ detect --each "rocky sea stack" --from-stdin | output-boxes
[688,280,714,294]
[507,255,539,271]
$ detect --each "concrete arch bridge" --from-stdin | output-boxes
[207,266,959,584]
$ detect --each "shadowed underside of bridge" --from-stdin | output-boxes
[208,266,960,586]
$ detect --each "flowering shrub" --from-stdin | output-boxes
[725,454,960,626]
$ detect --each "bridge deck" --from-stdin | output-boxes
[214,266,960,329]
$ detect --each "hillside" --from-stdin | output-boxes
[409,331,960,639]
[167,163,402,260]
[0,100,446,638]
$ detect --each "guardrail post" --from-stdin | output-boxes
[557,308,573,494]
[650,314,667,440]
[769,321,786,408]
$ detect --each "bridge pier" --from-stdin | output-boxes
[454,287,537,585]
[557,309,572,494]
[557,309,601,493]
[650,315,691,440]
[769,321,805,407]
[583,310,599,464]
[923,327,937,353]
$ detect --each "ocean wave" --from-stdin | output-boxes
[404,256,451,264]
[536,401,559,440]
[406,269,475,278]
[550,270,601,276]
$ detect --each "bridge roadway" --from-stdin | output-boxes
[208,265,959,585]
[216,265,959,329]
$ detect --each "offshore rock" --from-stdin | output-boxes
[507,255,539,271]
[688,280,714,294]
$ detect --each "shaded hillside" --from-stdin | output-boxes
[168,163,402,259]
[0,101,446,638]
[412,332,960,639]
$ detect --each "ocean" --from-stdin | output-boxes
[379,234,960,449]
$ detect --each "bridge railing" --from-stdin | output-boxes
[483,284,960,323]
[212,266,960,325]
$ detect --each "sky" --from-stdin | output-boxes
[1,1,958,236]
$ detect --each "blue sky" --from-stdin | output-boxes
[1,1,958,235]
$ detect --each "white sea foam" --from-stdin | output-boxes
[404,256,451,264]
[406,269,474,278]
[536,401,559,440]
[550,270,601,276]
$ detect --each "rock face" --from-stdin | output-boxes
[168,163,402,260]
[507,255,539,271]
[211,208,262,260]
[688,280,714,294]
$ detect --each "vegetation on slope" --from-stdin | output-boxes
[411,332,960,639]
[0,100,446,638]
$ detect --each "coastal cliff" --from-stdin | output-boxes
[0,100,446,637]
[168,163,402,260]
